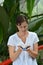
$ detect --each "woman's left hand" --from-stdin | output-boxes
[26,47,30,52]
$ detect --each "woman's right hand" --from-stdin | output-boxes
[18,46,22,52]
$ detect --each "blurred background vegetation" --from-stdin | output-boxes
[0,0,43,65]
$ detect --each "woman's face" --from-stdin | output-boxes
[17,21,28,33]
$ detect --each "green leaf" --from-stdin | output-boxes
[27,0,35,17]
[8,14,17,35]
[29,17,43,35]
[0,24,3,44]
[0,6,9,40]
[35,24,43,35]
[0,6,9,31]
[3,0,15,13]
[9,0,20,19]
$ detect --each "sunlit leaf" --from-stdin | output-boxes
[27,0,35,17]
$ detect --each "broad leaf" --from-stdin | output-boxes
[27,0,35,17]
[0,6,9,40]
[35,24,43,35]
[29,17,43,35]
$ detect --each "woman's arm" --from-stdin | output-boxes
[26,43,38,59]
[8,45,22,61]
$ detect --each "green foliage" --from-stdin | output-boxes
[0,0,20,61]
[0,24,3,43]
[29,17,43,34]
[4,0,15,13]
[27,0,35,17]
[37,55,43,65]
[0,0,20,42]
[0,40,9,61]
[0,6,9,42]
[37,50,43,65]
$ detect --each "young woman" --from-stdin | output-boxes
[7,14,39,65]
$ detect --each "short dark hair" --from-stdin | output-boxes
[16,14,28,25]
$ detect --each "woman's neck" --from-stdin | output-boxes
[17,31,28,37]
